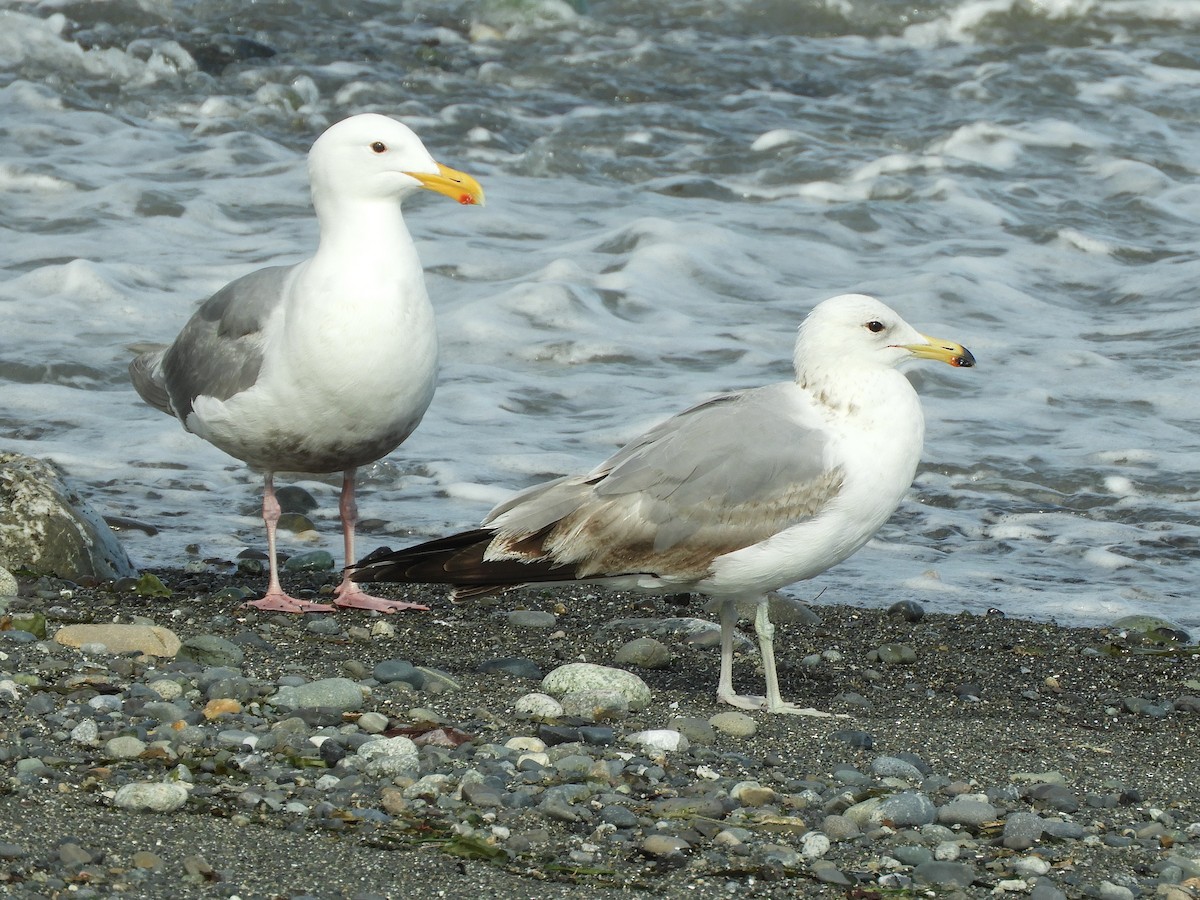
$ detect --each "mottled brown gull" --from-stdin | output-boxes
[130,113,484,614]
[351,293,974,713]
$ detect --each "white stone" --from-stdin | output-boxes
[70,719,99,746]
[623,729,689,754]
[148,679,183,700]
[113,782,189,813]
[357,735,419,778]
[513,692,564,719]
[801,832,831,859]
[404,773,453,800]
[1013,855,1051,876]
[505,736,547,753]
[994,880,1029,893]
[934,840,960,860]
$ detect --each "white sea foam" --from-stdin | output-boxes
[0,0,1197,627]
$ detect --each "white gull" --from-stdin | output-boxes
[131,113,484,614]
[351,294,974,712]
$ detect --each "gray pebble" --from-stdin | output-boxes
[888,599,925,622]
[821,815,861,842]
[415,667,461,693]
[1029,879,1069,900]
[0,565,17,598]
[938,796,999,829]
[709,710,756,738]
[271,677,365,711]
[478,657,543,680]
[912,860,975,888]
[1028,782,1079,812]
[613,636,673,669]
[877,791,937,827]
[830,729,873,749]
[810,859,852,885]
[624,729,689,754]
[876,642,917,664]
[600,805,639,828]
[305,617,343,636]
[870,755,923,782]
[667,716,716,746]
[357,711,389,734]
[104,736,147,760]
[641,835,689,858]
[460,781,503,807]
[1003,811,1045,848]
[507,609,557,629]
[177,635,244,668]
[70,719,99,746]
[373,659,420,686]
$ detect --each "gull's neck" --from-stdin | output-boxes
[311,194,416,268]
[796,357,909,417]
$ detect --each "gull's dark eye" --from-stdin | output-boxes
[866,320,885,333]
[370,141,387,154]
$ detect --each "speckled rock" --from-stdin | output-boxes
[54,624,181,658]
[0,452,137,580]
[113,783,189,813]
[612,636,673,669]
[709,711,756,738]
[559,689,630,721]
[0,565,17,598]
[271,677,365,711]
[541,663,651,710]
[177,634,243,667]
[514,692,565,719]
[356,736,419,778]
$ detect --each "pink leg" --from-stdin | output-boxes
[243,472,334,614]
[333,468,428,614]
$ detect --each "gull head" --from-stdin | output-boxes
[795,293,975,378]
[308,113,485,207]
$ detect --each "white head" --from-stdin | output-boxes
[794,293,974,381]
[307,113,485,208]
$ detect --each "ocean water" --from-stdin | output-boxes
[2,0,1198,626]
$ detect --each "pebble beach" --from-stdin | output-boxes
[2,569,1199,899]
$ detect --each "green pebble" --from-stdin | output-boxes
[282,550,335,573]
[877,643,917,664]
[237,558,265,576]
[276,512,316,534]
[9,612,46,638]
[211,585,255,603]
[134,573,172,598]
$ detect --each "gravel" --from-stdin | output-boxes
[1,568,1199,899]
